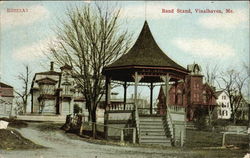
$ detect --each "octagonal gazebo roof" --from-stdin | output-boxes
[103,21,189,82]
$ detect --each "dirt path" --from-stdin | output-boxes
[0,122,183,158]
[0,122,247,158]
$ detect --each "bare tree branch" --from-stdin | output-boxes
[15,64,32,114]
[45,4,132,136]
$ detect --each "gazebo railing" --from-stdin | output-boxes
[165,105,174,142]
[137,108,166,115]
[106,102,135,111]
[169,105,186,113]
[134,104,140,143]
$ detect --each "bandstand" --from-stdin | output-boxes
[102,21,189,146]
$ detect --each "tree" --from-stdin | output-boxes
[204,63,218,126]
[46,4,131,137]
[217,69,247,124]
[15,65,32,114]
[204,63,218,87]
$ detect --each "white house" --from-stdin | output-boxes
[215,91,231,119]
[0,82,14,117]
[30,62,86,116]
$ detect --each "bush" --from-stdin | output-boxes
[212,119,231,127]
[74,104,82,114]
[193,108,208,130]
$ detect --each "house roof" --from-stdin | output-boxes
[60,64,72,70]
[36,77,57,85]
[36,71,61,76]
[214,91,223,98]
[105,21,187,71]
[0,82,13,88]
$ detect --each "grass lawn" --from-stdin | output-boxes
[0,129,44,150]
[186,129,249,149]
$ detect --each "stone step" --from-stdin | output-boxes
[140,126,164,130]
[140,121,163,124]
[140,141,172,146]
[141,135,168,139]
[140,131,166,136]
[140,128,165,133]
[139,118,163,122]
[140,139,171,143]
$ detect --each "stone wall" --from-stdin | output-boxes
[104,110,135,140]
[170,110,186,146]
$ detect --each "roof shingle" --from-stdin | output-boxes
[106,21,187,71]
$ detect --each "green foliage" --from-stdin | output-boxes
[73,104,82,114]
[211,119,231,127]
[193,108,207,130]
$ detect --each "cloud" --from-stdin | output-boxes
[120,3,181,19]
[83,0,91,3]
[198,9,249,29]
[12,37,55,61]
[172,38,235,58]
[1,5,49,29]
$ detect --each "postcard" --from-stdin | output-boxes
[0,1,249,158]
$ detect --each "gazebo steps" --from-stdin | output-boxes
[139,117,164,122]
[139,116,172,146]
[140,131,166,136]
[140,141,171,146]
[140,128,164,132]
[140,138,171,143]
[140,121,163,125]
[141,135,168,139]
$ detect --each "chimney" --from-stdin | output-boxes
[50,62,54,71]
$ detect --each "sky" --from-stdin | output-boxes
[0,1,249,103]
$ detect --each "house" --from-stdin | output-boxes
[157,63,217,121]
[30,62,126,122]
[0,82,14,117]
[30,62,86,116]
[215,91,231,119]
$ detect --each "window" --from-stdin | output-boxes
[193,83,200,90]
[222,103,226,108]
[64,85,70,95]
[193,93,199,102]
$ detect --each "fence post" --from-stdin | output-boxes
[180,130,184,147]
[222,132,226,147]
[133,128,136,144]
[120,129,124,142]
[80,123,83,135]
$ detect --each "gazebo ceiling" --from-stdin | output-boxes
[102,21,189,82]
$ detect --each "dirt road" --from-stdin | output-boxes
[0,122,247,158]
[0,122,184,158]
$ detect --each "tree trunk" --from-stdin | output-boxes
[87,101,97,139]
[231,111,236,124]
[91,109,97,139]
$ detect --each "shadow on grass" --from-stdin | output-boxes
[0,129,45,150]
[0,117,28,129]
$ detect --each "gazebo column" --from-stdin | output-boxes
[150,82,154,114]
[174,81,178,105]
[133,72,142,109]
[123,81,127,110]
[161,74,171,110]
